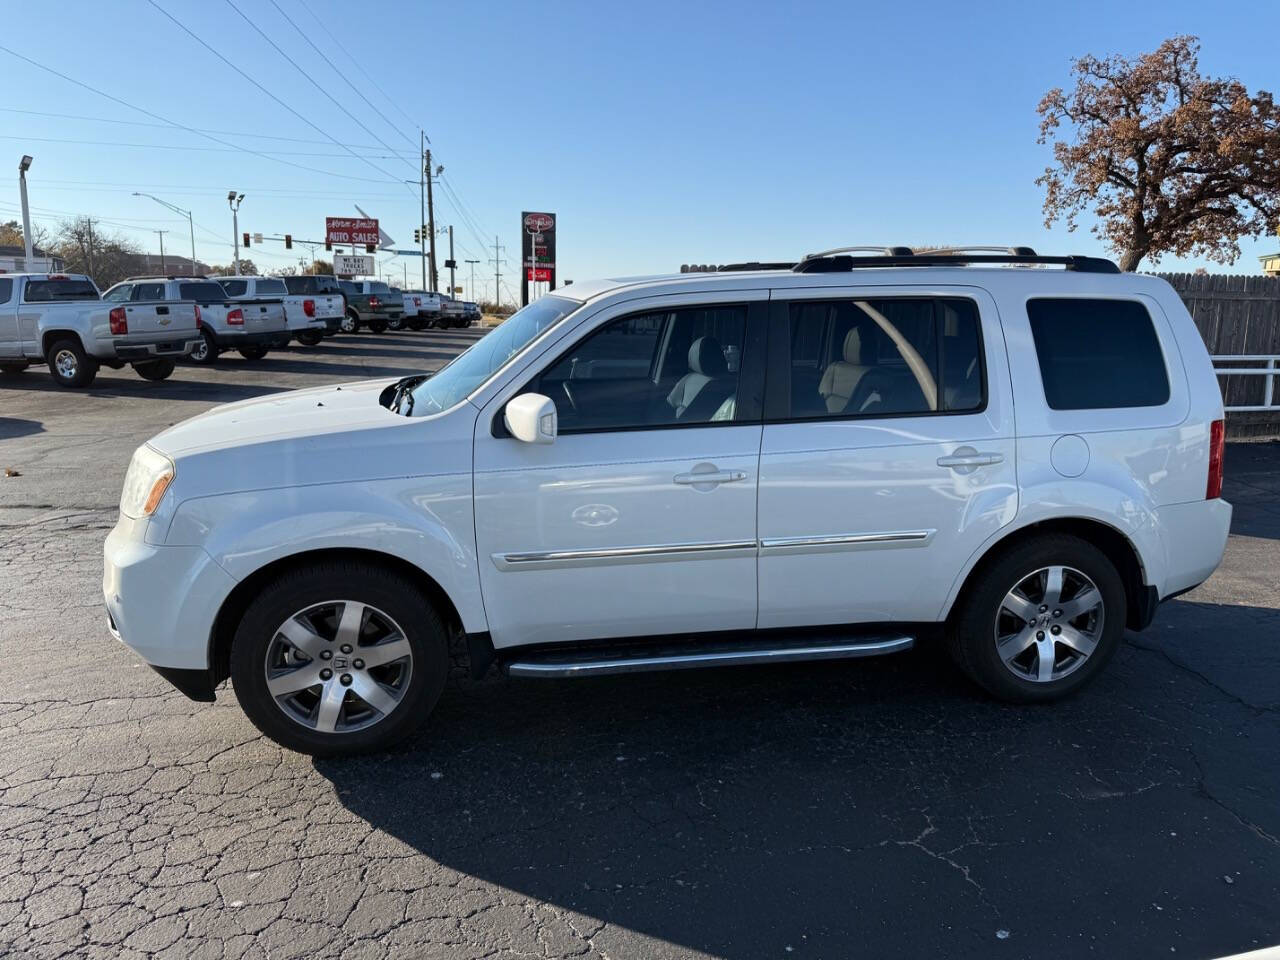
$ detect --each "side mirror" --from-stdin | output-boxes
[504,393,557,444]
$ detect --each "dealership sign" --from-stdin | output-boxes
[521,211,556,303]
[326,217,380,246]
[334,253,374,276]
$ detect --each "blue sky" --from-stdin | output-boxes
[3,0,1278,301]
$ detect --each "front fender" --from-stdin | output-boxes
[164,473,486,633]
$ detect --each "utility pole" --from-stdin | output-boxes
[134,193,197,275]
[465,258,480,302]
[490,235,506,309]
[17,155,34,264]
[155,230,168,273]
[447,225,455,297]
[425,150,438,291]
[419,130,427,291]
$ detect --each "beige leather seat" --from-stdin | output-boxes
[818,327,873,413]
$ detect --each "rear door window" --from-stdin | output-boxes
[1027,299,1170,410]
[256,279,287,296]
[0,278,12,304]
[131,282,165,301]
[103,284,132,303]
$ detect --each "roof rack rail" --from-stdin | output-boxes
[793,251,1119,275]
[124,274,213,282]
[716,261,796,272]
[801,245,915,261]
[912,245,1038,257]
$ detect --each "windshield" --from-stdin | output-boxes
[402,295,579,416]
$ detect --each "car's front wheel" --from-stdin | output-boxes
[368,320,388,334]
[230,563,449,755]
[387,315,405,331]
[295,330,323,346]
[949,534,1126,702]
[238,345,269,361]
[341,311,359,334]
[134,358,176,381]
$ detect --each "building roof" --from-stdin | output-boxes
[0,243,54,258]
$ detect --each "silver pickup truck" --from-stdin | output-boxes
[0,273,199,388]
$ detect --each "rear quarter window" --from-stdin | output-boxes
[1027,298,1170,410]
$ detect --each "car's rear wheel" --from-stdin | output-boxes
[189,329,218,365]
[368,320,388,334]
[134,358,176,381]
[46,338,98,388]
[949,534,1126,702]
[296,330,323,346]
[231,563,448,755]
[238,345,269,361]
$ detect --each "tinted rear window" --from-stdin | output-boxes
[257,279,287,295]
[367,282,390,294]
[179,282,228,301]
[23,279,99,302]
[0,279,12,303]
[1027,299,1170,410]
[339,281,358,295]
[219,280,248,297]
[283,277,313,294]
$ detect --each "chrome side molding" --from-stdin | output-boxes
[506,635,915,678]
[758,530,935,553]
[492,539,757,571]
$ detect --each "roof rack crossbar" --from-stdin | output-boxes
[802,245,915,261]
[793,253,1120,274]
[912,245,1038,257]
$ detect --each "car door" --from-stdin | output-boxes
[473,294,768,649]
[757,285,1017,628]
[0,279,17,357]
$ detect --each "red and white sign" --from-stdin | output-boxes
[326,217,380,246]
[523,212,554,234]
[527,268,552,282]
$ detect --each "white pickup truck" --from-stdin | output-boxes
[0,273,198,387]
[281,275,347,344]
[400,290,442,330]
[436,295,469,328]
[216,276,323,349]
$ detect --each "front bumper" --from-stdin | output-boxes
[103,515,238,693]
[113,338,200,361]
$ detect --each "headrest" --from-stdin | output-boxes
[688,336,727,376]
[843,327,866,364]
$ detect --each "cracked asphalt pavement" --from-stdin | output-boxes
[2,332,1278,959]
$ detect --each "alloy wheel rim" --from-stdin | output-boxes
[55,350,78,378]
[993,565,1104,683]
[264,600,413,734]
[192,339,208,361]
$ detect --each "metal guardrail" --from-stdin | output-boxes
[1212,355,1279,412]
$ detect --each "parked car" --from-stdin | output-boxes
[279,275,347,344]
[436,294,469,328]
[337,280,400,334]
[401,290,442,330]
[1,273,198,387]
[105,247,1231,755]
[462,301,482,325]
[217,276,324,350]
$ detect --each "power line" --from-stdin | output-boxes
[0,133,412,160]
[145,0,411,189]
[35,178,413,200]
[217,0,418,179]
[266,0,419,152]
[0,107,416,154]
[0,44,404,185]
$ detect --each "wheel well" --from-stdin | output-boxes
[948,518,1149,631]
[41,329,82,357]
[208,547,464,686]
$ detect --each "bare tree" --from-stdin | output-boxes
[54,217,141,289]
[0,218,52,252]
[1037,35,1280,271]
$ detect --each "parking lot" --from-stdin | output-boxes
[1,331,1278,959]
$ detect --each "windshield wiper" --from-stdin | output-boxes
[389,374,429,415]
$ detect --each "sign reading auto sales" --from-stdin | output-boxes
[326,217,380,246]
[520,211,556,304]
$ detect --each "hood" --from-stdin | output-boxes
[151,378,402,456]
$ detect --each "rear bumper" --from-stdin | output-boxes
[1155,498,1233,599]
[210,330,288,348]
[111,338,200,361]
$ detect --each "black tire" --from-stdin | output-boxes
[189,328,219,365]
[230,562,449,755]
[46,338,98,388]
[134,357,176,381]
[0,361,27,375]
[341,311,360,334]
[407,319,425,331]
[238,345,269,361]
[387,315,405,331]
[948,534,1126,703]
[296,330,323,347]
[368,320,388,334]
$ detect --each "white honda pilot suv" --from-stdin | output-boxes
[104,247,1231,755]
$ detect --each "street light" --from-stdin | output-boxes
[17,155,34,263]
[133,192,197,275]
[227,191,244,276]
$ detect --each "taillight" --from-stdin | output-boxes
[368,295,380,309]
[109,306,127,335]
[303,299,316,317]
[1206,418,1225,499]
[226,308,244,326]
[194,305,202,329]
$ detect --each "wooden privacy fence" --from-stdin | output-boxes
[1157,273,1280,437]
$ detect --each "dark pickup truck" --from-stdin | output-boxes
[338,280,401,334]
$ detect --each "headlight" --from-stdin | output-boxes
[119,445,175,519]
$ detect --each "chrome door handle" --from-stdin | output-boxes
[937,451,1004,471]
[673,470,748,485]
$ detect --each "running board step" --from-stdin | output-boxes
[504,634,914,678]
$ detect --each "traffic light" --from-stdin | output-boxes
[242,232,251,248]
[413,228,420,243]
[365,243,375,253]
[284,234,292,250]
[325,240,332,251]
